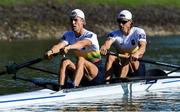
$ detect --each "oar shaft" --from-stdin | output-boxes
[13,76,60,90]
[108,51,180,69]
[0,53,60,75]
[139,59,180,69]
[13,76,48,88]
[6,57,44,74]
[13,53,59,72]
[26,66,59,75]
[107,76,180,82]
[129,76,180,80]
[16,58,43,70]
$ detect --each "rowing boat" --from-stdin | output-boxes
[0,71,179,109]
[0,52,179,109]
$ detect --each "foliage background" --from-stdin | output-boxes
[0,0,179,40]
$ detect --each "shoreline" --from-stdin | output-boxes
[0,4,179,40]
[1,25,180,41]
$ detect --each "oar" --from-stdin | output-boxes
[0,54,58,75]
[106,69,180,83]
[0,58,42,75]
[5,57,43,75]
[13,76,60,91]
[25,54,66,75]
[108,51,180,69]
[108,75,180,83]
[26,66,59,75]
[138,59,180,69]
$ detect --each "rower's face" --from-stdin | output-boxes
[117,20,132,34]
[70,16,84,34]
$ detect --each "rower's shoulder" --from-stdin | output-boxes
[132,27,146,34]
[63,31,74,36]
[84,29,97,37]
[107,29,121,37]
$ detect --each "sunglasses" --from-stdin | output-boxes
[117,19,129,24]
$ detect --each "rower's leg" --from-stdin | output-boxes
[130,61,140,71]
[119,64,129,78]
[59,59,75,86]
[105,55,116,80]
[73,57,86,87]
[119,58,130,78]
[74,57,99,87]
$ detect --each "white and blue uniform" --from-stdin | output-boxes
[61,29,105,86]
[61,29,101,63]
[62,29,99,52]
[108,27,146,54]
[108,27,146,77]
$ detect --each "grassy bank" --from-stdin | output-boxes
[0,0,179,40]
[0,0,180,7]
[69,0,180,7]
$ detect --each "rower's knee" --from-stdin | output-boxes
[61,59,71,67]
[77,57,85,64]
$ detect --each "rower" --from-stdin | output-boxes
[45,9,105,90]
[100,10,147,80]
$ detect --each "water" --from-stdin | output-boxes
[0,36,180,111]
[0,88,180,111]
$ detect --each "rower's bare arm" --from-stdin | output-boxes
[64,39,91,52]
[46,42,66,56]
[100,38,114,55]
[133,41,147,59]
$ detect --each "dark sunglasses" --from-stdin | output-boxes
[117,19,129,24]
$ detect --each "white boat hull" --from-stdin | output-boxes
[0,72,180,109]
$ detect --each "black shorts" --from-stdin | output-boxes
[90,60,105,85]
[81,60,105,86]
[128,62,146,77]
[113,61,146,77]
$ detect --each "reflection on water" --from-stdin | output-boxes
[0,36,180,111]
[1,87,179,111]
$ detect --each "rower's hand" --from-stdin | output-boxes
[100,46,108,55]
[62,45,71,54]
[130,53,139,61]
[59,45,70,55]
[59,48,65,55]
[45,50,53,60]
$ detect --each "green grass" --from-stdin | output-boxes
[0,0,179,7]
[76,0,180,7]
[0,0,36,6]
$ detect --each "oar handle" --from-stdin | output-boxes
[108,51,129,59]
[108,51,180,69]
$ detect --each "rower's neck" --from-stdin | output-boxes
[75,28,85,37]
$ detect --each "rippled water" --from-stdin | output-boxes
[0,36,180,111]
[1,87,179,111]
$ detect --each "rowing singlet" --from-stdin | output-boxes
[61,29,101,63]
[108,27,146,53]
